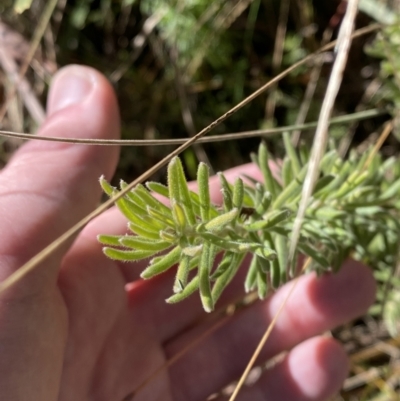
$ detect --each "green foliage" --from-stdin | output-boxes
[365,23,400,138]
[99,141,400,312]
[13,0,33,14]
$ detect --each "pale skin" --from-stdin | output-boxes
[0,65,376,401]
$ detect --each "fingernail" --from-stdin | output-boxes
[47,66,95,116]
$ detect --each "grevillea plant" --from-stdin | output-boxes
[98,137,400,312]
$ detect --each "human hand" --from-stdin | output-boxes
[0,65,376,401]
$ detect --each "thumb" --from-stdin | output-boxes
[0,65,120,296]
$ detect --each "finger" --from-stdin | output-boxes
[166,260,376,401]
[214,337,349,401]
[0,65,120,399]
[0,65,120,296]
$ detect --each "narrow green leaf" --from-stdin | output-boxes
[99,176,115,197]
[166,276,199,303]
[159,229,177,242]
[319,150,339,173]
[97,234,122,246]
[379,179,400,201]
[211,252,234,280]
[119,236,171,251]
[204,208,238,231]
[245,209,291,231]
[128,222,160,239]
[258,142,277,199]
[168,157,181,202]
[281,158,293,188]
[270,257,280,289]
[272,165,307,208]
[255,190,272,215]
[283,131,301,174]
[199,242,214,312]
[189,191,219,218]
[103,248,154,261]
[218,172,233,211]
[253,183,263,208]
[250,152,259,167]
[254,246,276,261]
[146,206,175,228]
[174,157,196,225]
[275,234,288,283]
[174,255,190,293]
[245,255,258,293]
[182,244,203,257]
[120,180,147,209]
[289,249,298,278]
[345,186,376,203]
[257,255,270,272]
[257,268,268,299]
[299,142,310,165]
[146,181,169,198]
[298,243,330,269]
[314,207,347,220]
[198,162,211,221]
[313,174,336,195]
[302,223,339,252]
[172,202,187,230]
[319,162,352,199]
[141,246,181,279]
[232,178,244,211]
[241,173,262,186]
[135,184,173,217]
[335,170,369,198]
[117,198,165,231]
[212,253,244,304]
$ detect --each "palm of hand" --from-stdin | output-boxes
[0,66,375,401]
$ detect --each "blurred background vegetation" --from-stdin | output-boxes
[1,0,400,399]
